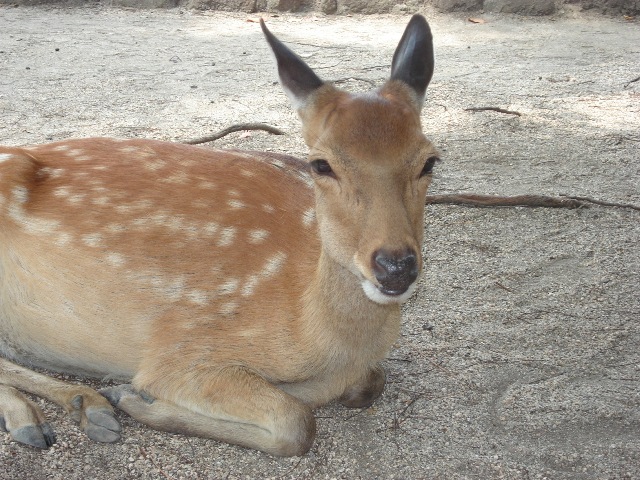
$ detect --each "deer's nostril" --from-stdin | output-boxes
[371,249,419,295]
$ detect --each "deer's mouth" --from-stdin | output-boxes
[361,279,418,305]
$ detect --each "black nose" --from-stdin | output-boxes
[371,249,419,295]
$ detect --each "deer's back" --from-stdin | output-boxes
[0,138,318,378]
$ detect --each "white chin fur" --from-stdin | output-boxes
[361,279,417,305]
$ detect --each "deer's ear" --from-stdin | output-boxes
[390,15,434,107]
[261,19,324,111]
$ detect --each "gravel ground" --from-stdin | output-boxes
[0,5,639,479]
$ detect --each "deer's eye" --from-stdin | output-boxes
[420,156,439,177]
[310,159,334,177]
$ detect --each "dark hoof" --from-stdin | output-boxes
[84,406,121,443]
[339,366,386,408]
[11,423,56,449]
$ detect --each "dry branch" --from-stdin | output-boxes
[624,75,640,88]
[425,194,640,211]
[464,106,522,116]
[184,123,285,145]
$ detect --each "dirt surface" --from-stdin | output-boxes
[1,5,639,480]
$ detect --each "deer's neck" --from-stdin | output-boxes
[303,249,401,350]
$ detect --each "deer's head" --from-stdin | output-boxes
[262,16,438,305]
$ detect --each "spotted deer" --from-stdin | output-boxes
[0,15,437,456]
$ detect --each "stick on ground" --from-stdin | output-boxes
[425,194,640,211]
[464,107,522,116]
[184,123,285,145]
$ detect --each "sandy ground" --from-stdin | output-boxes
[0,5,639,479]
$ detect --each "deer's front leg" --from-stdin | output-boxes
[339,365,386,408]
[101,367,315,457]
[0,358,120,447]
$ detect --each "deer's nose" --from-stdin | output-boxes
[371,248,419,296]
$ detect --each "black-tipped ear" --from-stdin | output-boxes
[261,19,324,109]
[390,15,434,103]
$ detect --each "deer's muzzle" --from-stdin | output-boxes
[371,248,419,296]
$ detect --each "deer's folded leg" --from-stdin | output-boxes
[101,367,315,457]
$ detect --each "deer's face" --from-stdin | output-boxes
[261,15,436,305]
[303,85,439,304]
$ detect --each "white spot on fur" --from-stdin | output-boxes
[227,199,245,210]
[202,222,219,237]
[53,145,70,152]
[69,149,85,157]
[68,194,86,205]
[167,216,184,232]
[146,159,167,171]
[219,301,238,316]
[241,275,259,297]
[115,205,132,214]
[121,145,142,154]
[217,226,236,247]
[82,233,103,248]
[106,252,125,267]
[131,217,149,228]
[50,168,65,178]
[106,223,125,234]
[12,187,28,204]
[248,229,269,244]
[361,279,418,305]
[0,153,12,163]
[164,276,186,302]
[217,278,239,295]
[241,252,287,297]
[55,232,72,247]
[150,213,169,227]
[179,159,197,168]
[187,289,208,306]
[92,196,110,206]
[263,251,287,278]
[163,172,189,184]
[8,204,60,235]
[240,169,255,178]
[228,189,240,197]
[132,199,153,210]
[302,208,316,227]
[262,204,275,214]
[198,181,216,190]
[54,186,70,198]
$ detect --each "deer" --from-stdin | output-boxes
[0,15,437,456]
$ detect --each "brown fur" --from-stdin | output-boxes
[0,17,437,456]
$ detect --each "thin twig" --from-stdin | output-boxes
[139,447,172,480]
[562,195,640,211]
[623,75,640,88]
[465,106,522,116]
[495,281,515,293]
[425,194,582,209]
[183,123,285,145]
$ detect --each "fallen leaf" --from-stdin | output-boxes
[468,17,487,24]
